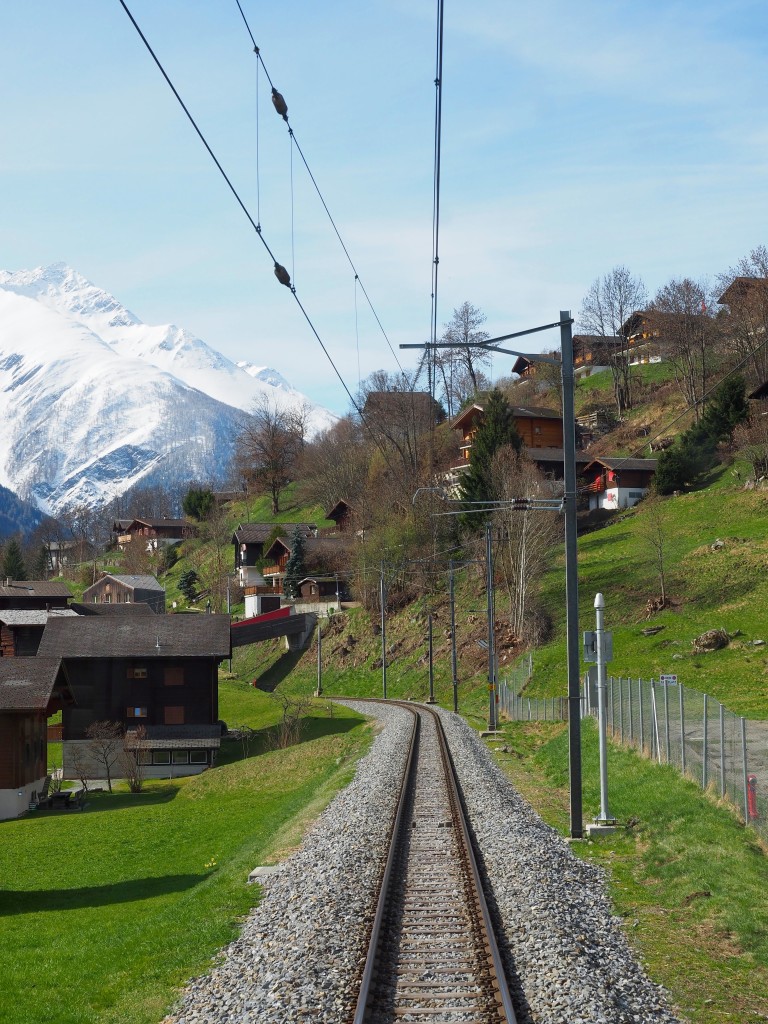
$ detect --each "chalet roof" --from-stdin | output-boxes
[718,276,768,306]
[748,381,768,400]
[89,574,165,593]
[122,518,191,532]
[582,457,658,473]
[363,390,442,416]
[70,601,155,617]
[233,522,317,545]
[0,609,78,626]
[0,580,72,600]
[125,724,221,749]
[38,614,231,660]
[0,657,69,712]
[451,402,562,432]
[524,447,592,465]
[325,499,353,520]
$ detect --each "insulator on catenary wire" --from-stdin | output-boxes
[271,87,288,121]
[274,262,292,288]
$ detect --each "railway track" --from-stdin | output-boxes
[353,701,517,1024]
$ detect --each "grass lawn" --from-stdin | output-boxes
[494,716,768,1024]
[0,683,371,1024]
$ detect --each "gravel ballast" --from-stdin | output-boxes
[162,701,683,1024]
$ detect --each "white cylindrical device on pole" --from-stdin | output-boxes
[594,592,614,824]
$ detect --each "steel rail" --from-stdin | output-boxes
[349,698,518,1024]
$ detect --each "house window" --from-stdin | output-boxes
[164,706,185,725]
[152,750,171,765]
[137,750,152,765]
[127,706,148,718]
[164,666,184,687]
[171,750,189,764]
[190,750,208,765]
[127,665,148,679]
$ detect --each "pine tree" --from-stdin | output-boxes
[282,527,307,600]
[459,389,522,529]
[2,538,27,581]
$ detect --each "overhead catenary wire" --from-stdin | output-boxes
[234,3,406,376]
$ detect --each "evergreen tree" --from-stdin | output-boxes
[459,389,522,528]
[282,527,308,600]
[2,538,26,581]
[30,545,49,579]
[699,374,749,443]
[182,487,215,522]
[178,568,199,602]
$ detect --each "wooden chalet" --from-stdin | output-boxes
[362,390,444,434]
[82,574,165,614]
[232,523,317,588]
[0,657,74,820]
[717,275,768,310]
[451,403,564,462]
[0,579,72,611]
[37,614,231,779]
[113,517,196,552]
[0,608,79,658]
[581,457,657,511]
[325,500,355,533]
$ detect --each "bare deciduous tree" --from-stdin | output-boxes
[268,691,313,749]
[84,720,124,793]
[648,278,719,419]
[491,450,562,641]
[579,266,647,416]
[734,412,768,480]
[297,415,370,512]
[437,302,492,416]
[717,245,768,386]
[236,397,308,515]
[120,724,147,793]
[637,494,670,611]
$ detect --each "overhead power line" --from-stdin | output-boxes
[233,1,405,375]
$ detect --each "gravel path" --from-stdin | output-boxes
[161,702,684,1024]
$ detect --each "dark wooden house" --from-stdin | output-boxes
[581,457,657,511]
[0,657,74,820]
[82,574,165,613]
[0,608,79,657]
[37,614,231,779]
[0,580,72,611]
[451,402,564,462]
[114,518,196,552]
[233,523,317,588]
[325,500,354,533]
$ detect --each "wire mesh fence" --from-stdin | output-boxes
[581,675,764,839]
[498,681,567,723]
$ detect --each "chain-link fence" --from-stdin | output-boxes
[498,680,567,723]
[581,675,764,839]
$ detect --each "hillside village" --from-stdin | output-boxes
[2,264,768,1024]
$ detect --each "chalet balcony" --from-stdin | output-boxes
[262,564,284,578]
[582,478,606,495]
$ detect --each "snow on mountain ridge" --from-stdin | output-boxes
[0,264,337,516]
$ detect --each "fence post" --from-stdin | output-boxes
[680,683,686,776]
[663,680,670,763]
[527,698,531,721]
[702,693,708,790]
[619,677,624,743]
[638,678,645,754]
[650,680,661,764]
[629,678,634,745]
[719,703,726,799]
[609,676,614,732]
[741,717,749,825]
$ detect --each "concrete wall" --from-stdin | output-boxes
[0,776,46,821]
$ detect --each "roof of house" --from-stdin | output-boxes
[0,609,78,626]
[233,522,316,545]
[325,499,353,519]
[748,381,768,400]
[0,580,72,600]
[125,724,222,749]
[582,457,658,473]
[85,574,165,593]
[450,402,562,432]
[69,601,155,617]
[38,614,231,659]
[524,447,593,465]
[0,657,68,711]
[718,276,768,306]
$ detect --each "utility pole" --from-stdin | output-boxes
[380,561,387,699]
[485,522,497,731]
[427,612,435,703]
[449,559,458,713]
[586,593,617,835]
[315,620,322,697]
[560,311,583,838]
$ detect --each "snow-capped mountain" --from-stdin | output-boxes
[0,264,337,516]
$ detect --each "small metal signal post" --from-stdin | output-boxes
[587,593,617,835]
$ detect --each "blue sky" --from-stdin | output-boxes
[2,1,767,413]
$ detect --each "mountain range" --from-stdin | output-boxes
[0,264,337,522]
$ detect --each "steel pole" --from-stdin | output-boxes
[316,621,322,696]
[427,612,435,703]
[449,561,458,713]
[380,561,387,700]
[485,522,496,731]
[561,311,583,838]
